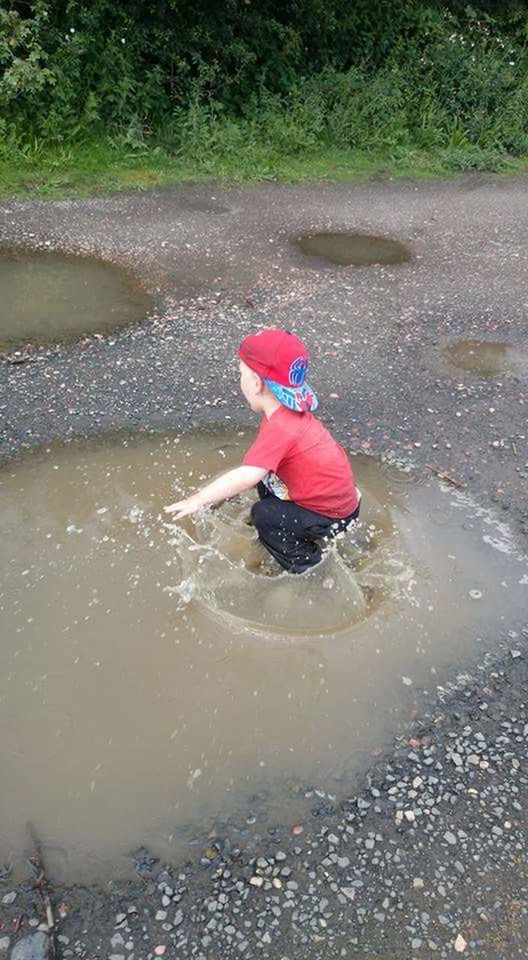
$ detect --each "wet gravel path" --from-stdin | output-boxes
[0,176,527,957]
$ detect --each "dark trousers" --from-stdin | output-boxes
[251,483,360,574]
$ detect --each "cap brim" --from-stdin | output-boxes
[264,378,318,413]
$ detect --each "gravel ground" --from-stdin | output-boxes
[0,176,527,957]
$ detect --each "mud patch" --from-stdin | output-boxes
[0,426,526,881]
[296,232,411,267]
[0,248,151,350]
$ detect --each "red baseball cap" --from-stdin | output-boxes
[239,328,318,413]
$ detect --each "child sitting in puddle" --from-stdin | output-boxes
[165,328,360,573]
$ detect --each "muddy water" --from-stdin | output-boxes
[442,339,526,379]
[0,249,151,350]
[1,426,527,881]
[297,232,410,266]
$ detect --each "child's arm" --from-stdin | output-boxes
[164,465,268,520]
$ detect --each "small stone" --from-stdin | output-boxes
[249,876,264,888]
[155,910,167,921]
[0,938,9,953]
[11,935,50,960]
[404,810,416,822]
[292,825,304,836]
[454,933,467,953]
[154,948,166,957]
[272,878,282,889]
[340,887,355,901]
[1,892,16,905]
[413,878,424,889]
[337,857,350,868]
[444,831,457,845]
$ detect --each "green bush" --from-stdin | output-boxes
[1,1,527,162]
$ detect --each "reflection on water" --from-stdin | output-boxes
[0,426,526,881]
[0,248,151,350]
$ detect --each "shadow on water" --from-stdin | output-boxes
[0,425,527,881]
[0,247,152,351]
[296,232,411,267]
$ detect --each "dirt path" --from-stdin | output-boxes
[0,176,527,958]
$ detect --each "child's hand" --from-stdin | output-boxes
[164,497,199,519]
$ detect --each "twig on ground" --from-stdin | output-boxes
[425,464,463,488]
[27,827,56,960]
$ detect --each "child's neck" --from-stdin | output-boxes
[261,394,282,420]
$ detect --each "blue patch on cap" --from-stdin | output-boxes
[289,356,308,387]
[264,378,318,413]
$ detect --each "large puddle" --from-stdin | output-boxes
[1,426,527,881]
[0,249,151,350]
[296,232,411,266]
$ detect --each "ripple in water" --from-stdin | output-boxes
[0,425,527,880]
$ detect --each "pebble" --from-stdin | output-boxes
[1,892,16,905]
[341,887,355,901]
[249,876,264,888]
[154,948,166,957]
[11,933,49,960]
[454,933,467,953]
[444,831,457,845]
[0,939,9,953]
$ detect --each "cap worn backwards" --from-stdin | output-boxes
[239,328,318,413]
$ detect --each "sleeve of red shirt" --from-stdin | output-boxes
[242,417,294,472]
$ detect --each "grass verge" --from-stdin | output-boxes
[1,141,528,202]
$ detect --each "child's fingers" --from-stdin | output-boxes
[164,502,184,515]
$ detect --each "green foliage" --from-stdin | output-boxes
[1,0,528,171]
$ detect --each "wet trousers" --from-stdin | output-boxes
[251,483,360,574]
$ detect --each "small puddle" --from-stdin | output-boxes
[442,339,526,380]
[1,426,526,881]
[0,248,151,350]
[296,232,411,266]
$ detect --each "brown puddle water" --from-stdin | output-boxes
[0,249,151,350]
[442,339,527,380]
[296,233,411,267]
[1,426,527,881]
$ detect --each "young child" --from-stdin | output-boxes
[165,328,360,574]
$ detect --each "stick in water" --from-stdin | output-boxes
[27,825,56,960]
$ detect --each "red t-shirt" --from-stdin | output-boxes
[242,407,359,518]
